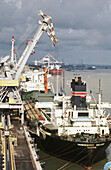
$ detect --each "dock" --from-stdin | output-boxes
[0,115,43,170]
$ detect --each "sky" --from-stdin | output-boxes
[1,0,111,65]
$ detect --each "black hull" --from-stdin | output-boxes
[33,134,110,168]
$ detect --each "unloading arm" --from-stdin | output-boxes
[15,10,57,80]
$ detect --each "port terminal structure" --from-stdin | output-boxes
[0,115,17,170]
[0,114,44,170]
[0,11,57,170]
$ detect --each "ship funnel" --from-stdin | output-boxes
[71,77,86,109]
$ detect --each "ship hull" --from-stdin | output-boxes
[34,134,110,168]
[49,68,63,75]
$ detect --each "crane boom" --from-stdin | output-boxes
[15,24,44,80]
[15,11,57,80]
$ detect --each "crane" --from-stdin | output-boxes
[15,11,57,80]
[0,10,57,81]
[0,11,57,123]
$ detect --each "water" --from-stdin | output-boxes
[51,69,111,102]
[40,69,111,170]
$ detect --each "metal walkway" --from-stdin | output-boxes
[0,114,43,170]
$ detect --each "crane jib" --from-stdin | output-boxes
[15,10,57,80]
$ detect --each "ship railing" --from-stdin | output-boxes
[59,133,111,143]
[76,107,88,110]
[60,124,108,128]
[92,124,107,127]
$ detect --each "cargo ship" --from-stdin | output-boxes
[35,53,63,75]
[29,76,111,169]
[49,64,63,75]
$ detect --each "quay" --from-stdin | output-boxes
[0,115,43,170]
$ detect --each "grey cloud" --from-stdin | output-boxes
[1,0,111,65]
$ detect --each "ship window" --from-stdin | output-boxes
[102,130,104,135]
[78,112,89,117]
[26,77,30,82]
[72,112,73,117]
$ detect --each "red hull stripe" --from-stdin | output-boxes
[81,96,85,98]
[71,91,86,96]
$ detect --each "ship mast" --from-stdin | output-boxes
[11,36,15,62]
[99,79,102,105]
[63,71,65,95]
[98,79,102,112]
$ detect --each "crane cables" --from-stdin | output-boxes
[15,24,38,61]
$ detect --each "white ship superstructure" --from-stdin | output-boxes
[21,68,52,92]
[36,77,111,137]
[51,95,110,136]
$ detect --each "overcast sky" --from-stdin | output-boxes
[1,0,111,65]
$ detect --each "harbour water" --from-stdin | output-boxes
[39,69,111,170]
